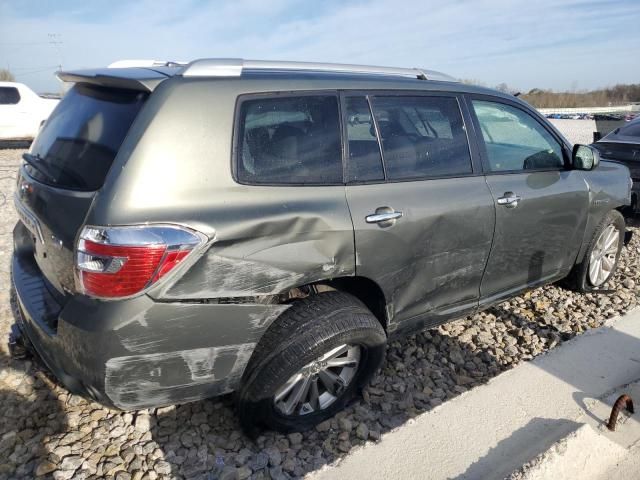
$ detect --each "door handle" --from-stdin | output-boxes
[497,192,521,208]
[366,208,403,225]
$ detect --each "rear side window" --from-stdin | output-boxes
[236,95,342,184]
[0,87,20,104]
[472,100,564,172]
[345,96,384,182]
[28,84,147,190]
[370,96,472,180]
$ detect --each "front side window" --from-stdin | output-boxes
[472,100,564,172]
[370,96,472,180]
[236,95,342,184]
[0,87,20,105]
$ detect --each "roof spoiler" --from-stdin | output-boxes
[108,59,188,68]
[56,67,171,92]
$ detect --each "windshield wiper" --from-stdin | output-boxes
[22,153,58,184]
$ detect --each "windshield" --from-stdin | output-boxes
[27,84,147,191]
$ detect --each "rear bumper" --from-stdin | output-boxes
[10,223,288,410]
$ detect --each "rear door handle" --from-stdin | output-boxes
[366,208,403,226]
[497,192,521,208]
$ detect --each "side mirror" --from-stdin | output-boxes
[572,144,600,171]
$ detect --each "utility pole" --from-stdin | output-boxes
[48,33,63,71]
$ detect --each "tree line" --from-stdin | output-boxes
[462,79,640,108]
[0,68,15,81]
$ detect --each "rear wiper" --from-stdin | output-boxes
[22,153,57,184]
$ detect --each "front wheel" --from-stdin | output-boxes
[565,210,625,292]
[237,291,387,433]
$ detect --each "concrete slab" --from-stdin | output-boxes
[597,443,640,479]
[512,424,627,480]
[308,309,640,480]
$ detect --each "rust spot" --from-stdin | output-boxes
[607,394,634,431]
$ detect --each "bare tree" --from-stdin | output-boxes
[495,82,512,94]
[0,68,15,81]
[460,78,487,87]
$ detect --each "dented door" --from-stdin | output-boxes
[346,179,495,332]
[342,93,495,333]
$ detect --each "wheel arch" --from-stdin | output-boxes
[323,276,389,331]
[276,275,389,332]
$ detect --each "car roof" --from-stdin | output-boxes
[0,81,25,87]
[57,65,513,99]
[600,115,640,144]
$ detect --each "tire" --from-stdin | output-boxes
[565,210,625,292]
[237,291,387,433]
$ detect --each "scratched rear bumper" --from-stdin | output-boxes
[11,236,288,410]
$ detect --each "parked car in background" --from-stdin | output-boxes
[9,59,633,432]
[592,116,640,214]
[0,82,59,141]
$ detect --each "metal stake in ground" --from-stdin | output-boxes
[606,394,634,431]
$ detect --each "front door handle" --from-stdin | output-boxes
[497,192,521,208]
[366,207,403,226]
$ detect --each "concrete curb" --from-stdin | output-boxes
[508,424,626,480]
[309,309,640,480]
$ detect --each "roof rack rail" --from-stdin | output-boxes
[181,58,458,82]
[108,59,188,69]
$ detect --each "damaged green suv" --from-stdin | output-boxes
[10,59,632,432]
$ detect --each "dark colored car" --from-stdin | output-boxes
[592,116,640,213]
[9,59,632,432]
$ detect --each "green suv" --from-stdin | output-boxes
[10,59,631,432]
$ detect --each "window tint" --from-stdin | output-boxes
[472,100,564,172]
[345,97,384,182]
[0,87,20,105]
[237,95,342,184]
[370,96,472,180]
[28,85,147,191]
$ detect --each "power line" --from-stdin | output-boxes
[0,42,51,46]
[48,33,63,71]
[11,65,60,71]
[15,66,59,77]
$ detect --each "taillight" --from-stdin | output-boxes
[75,225,205,299]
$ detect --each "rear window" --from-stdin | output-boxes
[236,95,343,185]
[27,84,147,191]
[0,87,20,105]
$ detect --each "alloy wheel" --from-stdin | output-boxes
[273,344,361,416]
[588,224,620,286]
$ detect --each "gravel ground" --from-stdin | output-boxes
[547,119,597,145]
[0,146,638,480]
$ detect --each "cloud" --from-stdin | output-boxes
[1,0,639,92]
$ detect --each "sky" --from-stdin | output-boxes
[1,0,639,94]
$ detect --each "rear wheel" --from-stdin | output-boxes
[237,291,386,433]
[565,210,625,292]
